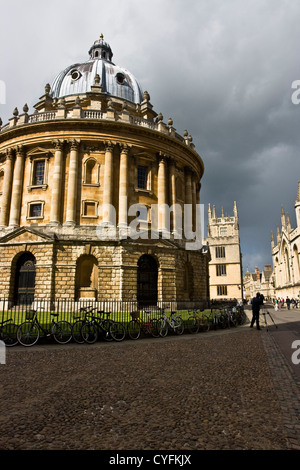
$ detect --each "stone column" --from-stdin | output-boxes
[192,176,197,232]
[118,144,129,228]
[183,168,193,239]
[185,169,193,205]
[0,148,14,227]
[196,182,201,206]
[158,154,168,232]
[9,145,25,227]
[103,141,114,224]
[50,140,64,225]
[65,139,80,226]
[169,159,178,234]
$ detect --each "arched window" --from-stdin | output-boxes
[293,244,300,281]
[283,243,291,284]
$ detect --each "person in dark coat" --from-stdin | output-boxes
[250,292,263,330]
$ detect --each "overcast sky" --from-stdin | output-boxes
[1,0,300,274]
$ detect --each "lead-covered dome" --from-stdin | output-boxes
[50,35,143,104]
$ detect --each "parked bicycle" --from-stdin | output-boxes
[17,308,73,347]
[0,318,19,347]
[210,308,227,330]
[223,307,237,328]
[159,311,184,337]
[72,306,97,344]
[186,309,210,333]
[127,311,161,339]
[233,305,246,325]
[80,310,126,344]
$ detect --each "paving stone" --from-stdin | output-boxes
[0,326,299,450]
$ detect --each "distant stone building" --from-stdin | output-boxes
[204,202,243,301]
[243,265,275,301]
[271,181,300,299]
[0,35,210,307]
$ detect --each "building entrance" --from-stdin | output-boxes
[14,252,36,305]
[137,254,158,307]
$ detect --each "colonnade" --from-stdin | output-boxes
[0,140,201,233]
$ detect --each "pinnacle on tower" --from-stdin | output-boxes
[281,205,286,228]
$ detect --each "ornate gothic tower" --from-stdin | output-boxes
[271,180,300,299]
[204,202,243,301]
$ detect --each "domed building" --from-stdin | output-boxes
[0,35,210,308]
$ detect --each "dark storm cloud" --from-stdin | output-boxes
[0,0,299,273]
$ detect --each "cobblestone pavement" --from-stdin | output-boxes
[0,323,299,451]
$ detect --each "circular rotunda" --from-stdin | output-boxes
[0,35,210,307]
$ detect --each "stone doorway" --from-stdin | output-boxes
[14,252,36,305]
[137,254,158,307]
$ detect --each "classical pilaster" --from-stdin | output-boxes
[158,153,168,232]
[0,148,15,227]
[185,168,193,205]
[65,139,80,226]
[103,141,115,224]
[9,145,25,227]
[50,140,65,225]
[192,176,197,232]
[118,144,130,228]
[169,158,178,234]
[196,182,201,206]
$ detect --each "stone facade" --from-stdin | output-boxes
[243,265,275,301]
[0,36,210,307]
[203,202,243,301]
[271,181,300,299]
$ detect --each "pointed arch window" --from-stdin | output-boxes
[293,244,300,281]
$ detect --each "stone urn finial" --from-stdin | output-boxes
[94,74,100,85]
[143,90,150,102]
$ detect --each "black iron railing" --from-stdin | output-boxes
[0,297,209,327]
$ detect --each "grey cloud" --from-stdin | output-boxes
[0,0,299,275]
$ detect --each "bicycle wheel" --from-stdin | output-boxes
[1,323,19,347]
[219,314,228,328]
[199,314,210,332]
[149,319,161,338]
[174,316,184,335]
[71,320,85,343]
[52,321,72,344]
[186,316,199,334]
[159,318,168,337]
[110,321,126,342]
[127,320,141,340]
[17,322,39,347]
[81,322,98,344]
[99,319,114,341]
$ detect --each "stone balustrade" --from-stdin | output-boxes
[0,106,194,148]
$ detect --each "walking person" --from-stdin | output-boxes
[250,292,263,330]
